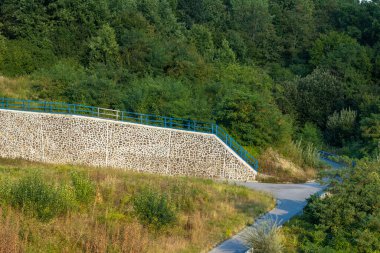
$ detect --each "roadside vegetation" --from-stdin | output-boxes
[0,158,274,253]
[282,160,380,252]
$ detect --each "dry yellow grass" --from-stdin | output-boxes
[0,208,24,253]
[0,158,275,253]
[258,148,317,183]
[0,76,34,99]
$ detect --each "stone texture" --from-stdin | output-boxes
[0,109,256,181]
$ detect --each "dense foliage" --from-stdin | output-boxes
[0,0,379,158]
[284,161,380,252]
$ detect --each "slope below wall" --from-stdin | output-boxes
[0,109,256,181]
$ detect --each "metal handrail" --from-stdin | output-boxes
[0,97,259,173]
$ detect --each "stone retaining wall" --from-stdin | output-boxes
[0,109,256,181]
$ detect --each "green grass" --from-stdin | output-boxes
[0,158,274,253]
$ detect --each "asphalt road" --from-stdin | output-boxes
[209,159,343,253]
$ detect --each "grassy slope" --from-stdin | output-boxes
[0,158,274,253]
[0,76,34,99]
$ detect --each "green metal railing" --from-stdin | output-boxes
[0,97,259,173]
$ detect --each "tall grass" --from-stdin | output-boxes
[280,140,321,169]
[294,140,321,168]
[0,158,275,252]
[0,76,33,99]
[259,142,320,183]
[243,220,284,253]
[71,171,96,204]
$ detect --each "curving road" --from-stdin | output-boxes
[209,159,343,253]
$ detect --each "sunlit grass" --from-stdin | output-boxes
[0,158,274,253]
[0,76,34,99]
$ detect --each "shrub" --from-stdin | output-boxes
[285,161,380,252]
[298,122,324,148]
[243,220,284,253]
[326,108,357,146]
[9,174,73,221]
[132,189,176,229]
[70,171,96,205]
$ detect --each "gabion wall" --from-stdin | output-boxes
[0,109,256,181]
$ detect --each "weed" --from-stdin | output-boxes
[71,171,96,205]
[132,189,176,229]
[8,173,73,221]
[243,220,284,253]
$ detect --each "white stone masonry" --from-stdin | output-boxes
[0,109,256,181]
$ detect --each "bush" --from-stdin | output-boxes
[70,171,96,205]
[132,189,176,229]
[8,174,74,221]
[285,161,380,252]
[298,122,324,148]
[326,108,357,146]
[243,220,284,253]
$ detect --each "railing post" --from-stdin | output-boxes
[164,117,167,128]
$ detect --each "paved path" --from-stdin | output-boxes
[209,159,343,253]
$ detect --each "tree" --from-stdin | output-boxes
[229,0,279,63]
[48,0,111,58]
[0,0,49,39]
[190,24,215,60]
[216,90,291,148]
[177,0,226,27]
[215,39,236,63]
[0,35,6,67]
[87,24,120,67]
[269,0,317,68]
[360,114,380,155]
[282,68,345,128]
[310,32,372,77]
